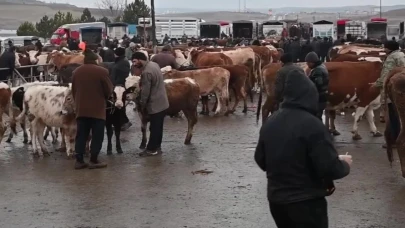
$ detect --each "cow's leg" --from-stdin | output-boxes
[241,86,248,113]
[106,121,113,155]
[183,109,198,145]
[49,127,57,144]
[31,119,40,157]
[261,96,272,123]
[200,96,209,115]
[140,119,148,149]
[214,92,222,115]
[64,130,73,158]
[365,108,383,137]
[21,122,29,144]
[37,123,50,156]
[43,127,50,140]
[229,87,239,114]
[57,128,66,152]
[114,119,123,154]
[211,95,218,113]
[352,106,368,140]
[6,115,17,143]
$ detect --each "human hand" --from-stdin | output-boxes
[339,152,353,166]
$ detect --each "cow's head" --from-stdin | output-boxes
[61,89,74,115]
[112,86,126,109]
[125,76,141,102]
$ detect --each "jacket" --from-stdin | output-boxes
[125,47,136,60]
[103,48,115,62]
[139,61,169,114]
[376,50,405,88]
[0,50,16,81]
[111,56,131,86]
[274,63,304,104]
[72,63,113,120]
[308,62,329,103]
[289,41,301,62]
[151,51,178,69]
[254,69,350,204]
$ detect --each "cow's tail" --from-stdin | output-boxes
[256,85,262,124]
[15,101,28,123]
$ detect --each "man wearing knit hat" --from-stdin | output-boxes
[72,49,113,169]
[305,51,329,120]
[274,53,305,111]
[132,52,169,157]
[371,40,405,148]
[112,46,132,131]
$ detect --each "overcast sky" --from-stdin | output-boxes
[49,0,403,9]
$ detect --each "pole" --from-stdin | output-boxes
[380,0,382,18]
[151,0,157,48]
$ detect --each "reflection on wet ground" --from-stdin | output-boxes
[1,104,405,228]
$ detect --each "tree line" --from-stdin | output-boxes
[17,0,151,39]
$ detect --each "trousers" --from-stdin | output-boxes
[75,117,105,162]
[317,102,326,120]
[147,109,166,151]
[270,198,328,228]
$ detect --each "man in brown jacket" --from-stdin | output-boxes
[151,45,179,69]
[72,49,114,169]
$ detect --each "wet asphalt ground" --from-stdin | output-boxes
[1,101,405,228]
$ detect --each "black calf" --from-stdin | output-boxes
[105,87,127,155]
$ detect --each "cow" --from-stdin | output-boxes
[329,44,385,61]
[47,51,102,71]
[0,83,11,144]
[125,76,200,147]
[324,61,383,140]
[163,67,231,115]
[383,67,405,177]
[16,85,76,157]
[196,65,249,113]
[7,81,59,144]
[187,48,233,66]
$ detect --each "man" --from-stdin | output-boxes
[274,53,303,110]
[371,40,405,148]
[125,42,137,60]
[132,52,169,157]
[111,47,132,131]
[289,37,301,63]
[305,51,329,120]
[255,69,351,228]
[102,44,116,62]
[0,46,16,83]
[72,49,113,169]
[151,45,178,69]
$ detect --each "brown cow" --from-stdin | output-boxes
[164,67,231,115]
[324,61,383,140]
[383,67,405,177]
[197,65,249,113]
[0,83,11,145]
[329,44,385,61]
[188,49,233,66]
[125,76,200,147]
[48,51,102,70]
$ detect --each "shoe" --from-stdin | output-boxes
[139,149,162,157]
[75,161,89,170]
[121,122,132,131]
[88,160,108,169]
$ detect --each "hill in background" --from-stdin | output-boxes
[0,1,405,29]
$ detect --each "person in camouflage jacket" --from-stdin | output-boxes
[372,41,405,148]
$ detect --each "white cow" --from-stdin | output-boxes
[16,85,76,157]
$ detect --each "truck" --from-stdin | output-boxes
[262,21,284,38]
[232,20,258,39]
[50,22,106,45]
[345,20,366,40]
[199,21,231,39]
[107,22,128,39]
[312,20,335,39]
[366,18,387,40]
[138,17,200,43]
[387,22,404,41]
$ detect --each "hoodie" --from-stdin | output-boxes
[254,69,350,204]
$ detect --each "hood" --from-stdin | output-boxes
[281,68,319,115]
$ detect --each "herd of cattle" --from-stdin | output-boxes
[1,42,405,176]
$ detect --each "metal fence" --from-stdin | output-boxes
[0,64,56,87]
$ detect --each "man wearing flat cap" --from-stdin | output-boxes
[132,52,169,157]
[72,49,113,169]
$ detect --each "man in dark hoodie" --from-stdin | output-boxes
[255,69,351,228]
[305,51,329,120]
[111,47,132,131]
[274,53,303,110]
